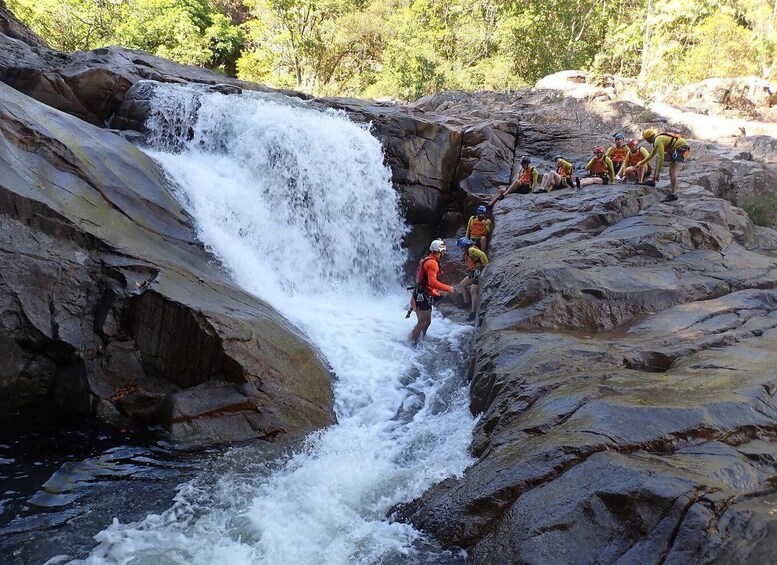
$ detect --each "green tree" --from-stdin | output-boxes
[9,0,244,70]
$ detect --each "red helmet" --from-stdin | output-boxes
[593,146,604,154]
[627,139,638,150]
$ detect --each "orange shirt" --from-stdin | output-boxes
[420,255,453,297]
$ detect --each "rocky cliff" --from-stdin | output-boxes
[3,2,777,560]
[0,78,334,446]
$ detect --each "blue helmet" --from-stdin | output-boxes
[457,236,474,247]
[614,133,625,140]
[476,205,487,215]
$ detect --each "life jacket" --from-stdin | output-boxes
[609,145,628,164]
[658,132,685,151]
[469,217,490,238]
[628,149,645,166]
[518,166,536,185]
[589,157,608,175]
[557,160,572,178]
[415,255,442,295]
[464,247,482,270]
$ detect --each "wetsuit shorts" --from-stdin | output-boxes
[591,173,610,184]
[668,146,691,163]
[553,177,573,190]
[613,162,624,173]
[468,269,482,285]
[412,289,434,311]
[512,183,532,194]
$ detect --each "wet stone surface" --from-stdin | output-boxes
[397,184,777,564]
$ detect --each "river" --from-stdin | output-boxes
[1,85,475,565]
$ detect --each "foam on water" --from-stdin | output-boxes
[74,84,475,565]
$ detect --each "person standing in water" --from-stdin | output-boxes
[410,239,454,344]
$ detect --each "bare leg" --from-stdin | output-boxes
[546,172,562,191]
[488,186,508,208]
[468,284,479,312]
[457,276,471,306]
[578,177,605,188]
[410,309,432,343]
[538,172,552,191]
[479,237,488,253]
[668,162,683,194]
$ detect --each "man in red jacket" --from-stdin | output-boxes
[410,239,454,344]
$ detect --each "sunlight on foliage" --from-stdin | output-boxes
[7,0,777,99]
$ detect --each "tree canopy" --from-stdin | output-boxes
[9,0,777,99]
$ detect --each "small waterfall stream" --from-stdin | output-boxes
[74,85,476,564]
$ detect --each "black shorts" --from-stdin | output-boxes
[669,146,690,163]
[515,183,531,194]
[613,162,623,173]
[468,269,482,285]
[554,177,573,190]
[591,173,609,184]
[412,290,434,311]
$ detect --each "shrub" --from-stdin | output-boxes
[741,192,777,227]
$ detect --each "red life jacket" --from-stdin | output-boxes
[469,217,489,238]
[465,248,477,270]
[628,149,644,166]
[609,146,628,164]
[589,157,608,174]
[518,166,535,184]
[557,161,572,178]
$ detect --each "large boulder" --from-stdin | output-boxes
[0,81,335,446]
[661,76,777,122]
[396,182,777,563]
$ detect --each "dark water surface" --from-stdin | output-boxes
[0,415,213,564]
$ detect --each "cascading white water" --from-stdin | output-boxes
[76,84,475,565]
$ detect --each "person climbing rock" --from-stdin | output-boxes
[455,237,489,322]
[537,156,575,192]
[410,239,454,344]
[606,133,629,177]
[466,205,492,252]
[638,128,691,202]
[577,146,615,188]
[489,156,538,206]
[617,139,651,184]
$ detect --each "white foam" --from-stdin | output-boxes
[78,86,475,564]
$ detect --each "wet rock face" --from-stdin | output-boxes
[0,81,334,446]
[397,183,777,563]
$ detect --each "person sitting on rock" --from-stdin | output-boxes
[617,139,651,184]
[606,133,629,178]
[466,205,492,252]
[536,155,575,192]
[577,146,615,188]
[410,239,454,344]
[638,128,691,202]
[455,237,489,322]
[488,156,538,206]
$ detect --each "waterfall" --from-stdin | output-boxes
[77,84,475,565]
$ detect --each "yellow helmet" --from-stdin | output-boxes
[642,128,657,140]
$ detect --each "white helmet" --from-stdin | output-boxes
[429,239,446,253]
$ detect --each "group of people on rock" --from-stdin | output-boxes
[488,129,690,206]
[409,128,691,343]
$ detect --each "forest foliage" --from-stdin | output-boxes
[8,0,777,100]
